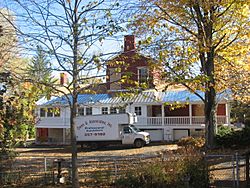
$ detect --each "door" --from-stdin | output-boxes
[37,128,48,142]
[122,126,134,145]
[146,129,163,141]
[174,129,189,140]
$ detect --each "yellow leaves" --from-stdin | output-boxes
[169,26,175,32]
[81,18,87,24]
[114,67,121,74]
[23,82,31,89]
[107,60,124,67]
[167,102,188,111]
[245,63,250,71]
[214,54,250,102]
[78,59,84,65]
[159,51,164,60]
[93,56,100,64]
[120,78,125,84]
[237,4,249,18]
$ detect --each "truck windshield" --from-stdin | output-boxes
[129,125,140,133]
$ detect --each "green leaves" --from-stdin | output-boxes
[27,45,52,83]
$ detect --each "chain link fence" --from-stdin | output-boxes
[206,153,249,188]
[1,152,249,187]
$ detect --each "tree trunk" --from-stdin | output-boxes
[204,45,216,149]
[205,87,216,149]
[71,1,80,187]
[70,93,79,188]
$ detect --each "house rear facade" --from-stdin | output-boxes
[36,90,231,144]
[35,35,232,144]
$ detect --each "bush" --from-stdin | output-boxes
[115,148,209,188]
[216,125,233,137]
[216,126,250,148]
[177,136,205,149]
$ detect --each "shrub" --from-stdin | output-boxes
[115,147,209,188]
[216,125,233,137]
[177,136,205,149]
[216,126,250,148]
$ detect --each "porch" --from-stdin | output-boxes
[137,103,230,127]
[136,116,228,126]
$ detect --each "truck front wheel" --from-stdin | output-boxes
[134,139,145,148]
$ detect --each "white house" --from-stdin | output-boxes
[35,36,232,144]
[35,90,231,144]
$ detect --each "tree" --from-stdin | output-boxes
[231,100,250,126]
[27,45,52,83]
[25,45,54,104]
[227,59,250,103]
[0,9,17,69]
[133,0,250,148]
[0,75,35,154]
[1,0,124,187]
[0,9,31,155]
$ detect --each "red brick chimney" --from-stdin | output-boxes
[124,35,136,52]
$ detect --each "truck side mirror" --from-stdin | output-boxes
[120,131,123,135]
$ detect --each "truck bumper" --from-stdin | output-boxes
[145,136,150,145]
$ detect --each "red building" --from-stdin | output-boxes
[106,35,158,91]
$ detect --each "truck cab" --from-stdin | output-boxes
[121,125,150,148]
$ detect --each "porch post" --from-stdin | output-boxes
[62,128,65,144]
[35,128,38,144]
[189,103,192,125]
[161,104,164,126]
[225,103,230,125]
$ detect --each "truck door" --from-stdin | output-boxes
[122,126,134,145]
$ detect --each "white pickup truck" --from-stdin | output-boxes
[75,113,150,149]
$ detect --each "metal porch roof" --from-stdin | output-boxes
[37,90,231,106]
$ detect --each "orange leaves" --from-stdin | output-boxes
[23,82,31,89]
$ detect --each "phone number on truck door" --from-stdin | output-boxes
[85,132,106,136]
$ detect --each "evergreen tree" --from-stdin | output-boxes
[27,45,52,82]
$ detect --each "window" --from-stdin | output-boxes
[109,68,121,90]
[78,107,84,116]
[47,108,53,117]
[86,107,92,115]
[110,107,118,114]
[40,108,46,117]
[54,108,61,117]
[102,107,108,114]
[138,67,149,84]
[135,106,142,116]
[123,127,132,134]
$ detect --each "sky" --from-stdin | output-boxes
[0,0,139,78]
